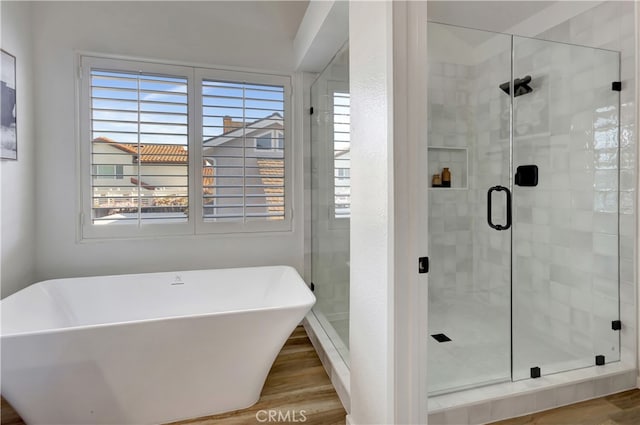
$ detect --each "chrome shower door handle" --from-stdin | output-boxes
[487,185,512,231]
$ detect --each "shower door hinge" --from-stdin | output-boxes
[612,81,622,91]
[530,367,541,378]
[612,320,622,330]
[596,355,605,365]
[310,106,314,115]
[418,257,429,274]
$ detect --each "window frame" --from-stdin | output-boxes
[254,129,285,152]
[78,55,292,240]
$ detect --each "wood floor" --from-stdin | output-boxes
[489,389,640,425]
[0,326,346,425]
[0,398,22,425]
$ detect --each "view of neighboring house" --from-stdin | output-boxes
[202,112,284,220]
[91,137,190,222]
[91,113,284,223]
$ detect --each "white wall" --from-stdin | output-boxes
[1,1,37,298]
[392,2,430,422]
[31,1,307,281]
[348,3,431,422]
[348,2,395,423]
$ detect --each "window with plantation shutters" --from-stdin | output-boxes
[201,80,285,222]
[79,55,291,239]
[90,69,189,226]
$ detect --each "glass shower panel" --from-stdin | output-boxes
[310,44,350,365]
[512,37,620,380]
[427,23,512,394]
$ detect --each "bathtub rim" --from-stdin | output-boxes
[1,265,315,339]
[1,301,314,339]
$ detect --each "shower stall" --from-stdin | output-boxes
[309,44,351,366]
[427,23,621,395]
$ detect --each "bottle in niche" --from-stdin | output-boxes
[432,174,442,187]
[441,167,451,187]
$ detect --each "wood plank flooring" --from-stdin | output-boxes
[168,326,346,425]
[0,398,22,425]
[1,326,346,425]
[489,389,640,425]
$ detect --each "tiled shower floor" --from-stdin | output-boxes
[428,298,588,395]
[428,298,512,394]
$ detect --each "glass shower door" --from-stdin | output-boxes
[310,44,350,365]
[511,37,621,380]
[427,23,513,394]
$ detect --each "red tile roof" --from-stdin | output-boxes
[256,158,284,218]
[93,137,188,164]
[203,166,214,195]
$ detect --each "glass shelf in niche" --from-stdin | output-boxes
[428,146,468,189]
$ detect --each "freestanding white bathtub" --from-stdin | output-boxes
[1,266,315,424]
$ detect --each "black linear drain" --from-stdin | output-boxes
[431,333,451,343]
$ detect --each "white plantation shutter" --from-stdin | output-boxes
[201,80,285,222]
[90,69,189,225]
[333,92,351,218]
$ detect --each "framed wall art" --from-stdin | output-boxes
[1,49,17,160]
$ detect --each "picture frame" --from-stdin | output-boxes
[1,49,17,160]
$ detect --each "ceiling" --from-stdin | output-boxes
[427,1,557,34]
[221,1,309,40]
[427,1,605,47]
[256,1,310,40]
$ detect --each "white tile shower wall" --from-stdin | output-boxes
[428,62,475,302]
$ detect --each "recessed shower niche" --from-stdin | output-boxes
[427,22,621,395]
[427,147,468,189]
